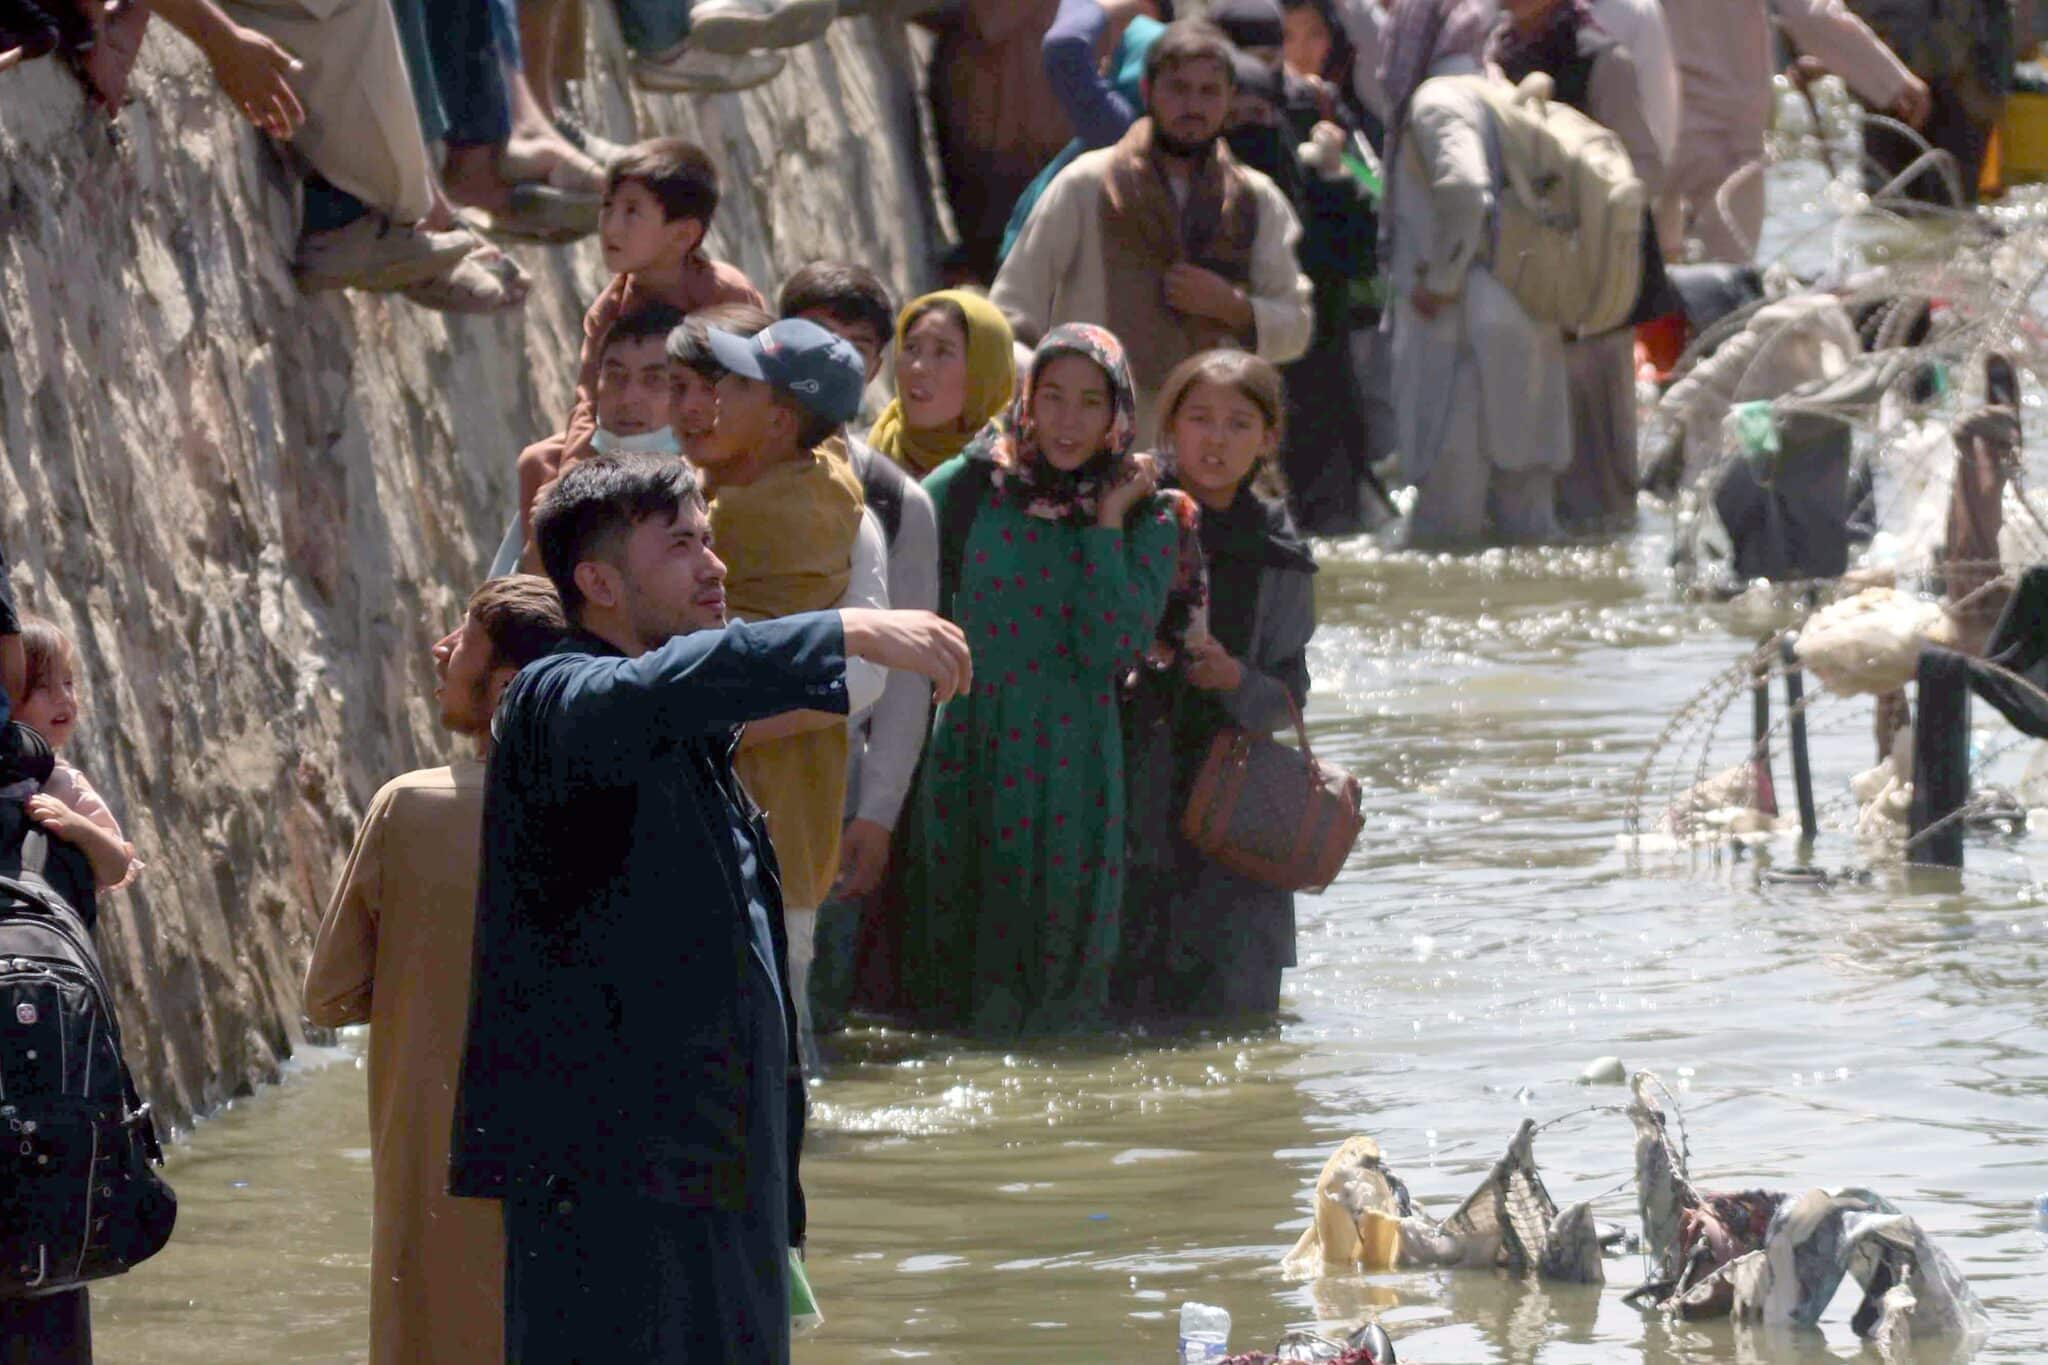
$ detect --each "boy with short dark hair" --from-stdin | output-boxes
[776,262,896,368]
[513,301,688,566]
[577,137,765,405]
[666,303,778,461]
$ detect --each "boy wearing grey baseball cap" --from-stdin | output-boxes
[689,314,881,1072]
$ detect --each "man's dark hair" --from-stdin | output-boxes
[467,575,570,670]
[533,457,707,617]
[600,302,689,362]
[1144,19,1239,87]
[777,262,896,347]
[605,137,720,225]
[666,304,774,376]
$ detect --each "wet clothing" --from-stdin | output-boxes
[899,327,1184,1036]
[1390,63,1570,547]
[1911,565,2048,864]
[1659,0,1913,259]
[0,1290,89,1365]
[451,616,850,1364]
[1121,485,1316,1021]
[304,762,502,1365]
[502,819,791,1365]
[903,461,1184,1034]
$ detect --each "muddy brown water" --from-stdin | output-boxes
[86,529,2048,1363]
[88,168,2048,1361]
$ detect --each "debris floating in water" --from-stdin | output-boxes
[1276,1071,1988,1352]
[1578,1056,1627,1086]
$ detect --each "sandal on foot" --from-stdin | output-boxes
[400,250,525,315]
[497,141,606,197]
[461,183,600,245]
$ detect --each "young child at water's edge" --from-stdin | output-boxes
[14,619,139,891]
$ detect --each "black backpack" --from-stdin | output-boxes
[0,801,174,1298]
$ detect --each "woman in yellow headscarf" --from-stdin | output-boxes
[867,289,1017,477]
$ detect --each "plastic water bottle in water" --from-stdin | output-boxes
[1178,1302,1230,1362]
[2034,1192,2048,1228]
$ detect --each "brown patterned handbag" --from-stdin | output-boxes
[1179,696,1363,892]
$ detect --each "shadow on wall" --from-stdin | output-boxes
[0,15,944,1128]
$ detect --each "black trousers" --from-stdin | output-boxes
[0,1290,90,1365]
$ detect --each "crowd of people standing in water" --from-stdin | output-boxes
[1,0,2012,1358]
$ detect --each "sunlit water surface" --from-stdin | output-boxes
[92,166,2048,1361]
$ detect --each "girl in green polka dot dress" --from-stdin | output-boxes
[902,324,1201,1038]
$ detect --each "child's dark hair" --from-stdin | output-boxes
[466,576,570,672]
[534,457,708,617]
[18,618,71,702]
[666,304,774,377]
[601,302,689,361]
[778,262,896,348]
[606,137,720,226]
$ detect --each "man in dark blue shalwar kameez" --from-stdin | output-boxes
[448,455,970,1364]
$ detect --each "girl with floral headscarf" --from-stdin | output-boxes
[899,324,1200,1037]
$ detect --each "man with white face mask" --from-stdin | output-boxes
[500,303,688,574]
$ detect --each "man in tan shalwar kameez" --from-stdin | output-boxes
[303,576,567,1365]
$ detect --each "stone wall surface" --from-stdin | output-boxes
[0,18,945,1127]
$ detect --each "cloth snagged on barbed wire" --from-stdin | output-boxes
[1793,587,1954,697]
[1678,1187,1990,1343]
[1627,1071,1695,1286]
[1394,1119,1564,1275]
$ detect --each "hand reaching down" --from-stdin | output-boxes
[206,21,304,139]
